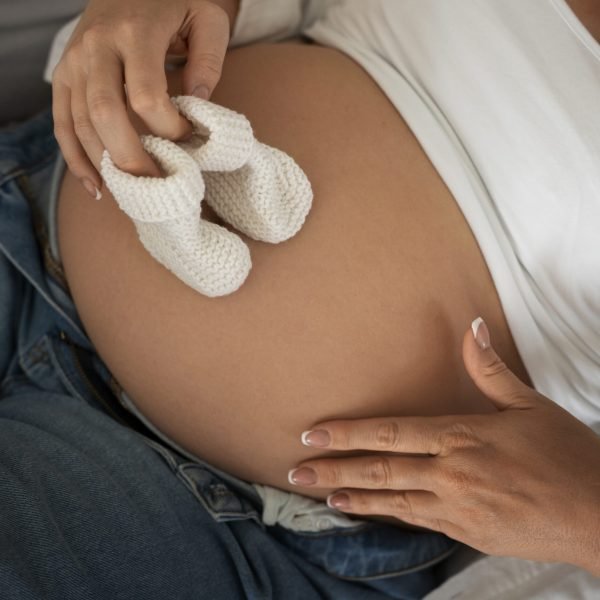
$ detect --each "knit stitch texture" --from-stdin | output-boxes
[100,97,313,297]
[175,96,313,243]
[101,136,252,297]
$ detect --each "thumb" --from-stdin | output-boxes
[463,317,535,410]
[181,5,231,99]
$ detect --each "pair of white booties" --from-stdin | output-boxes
[100,96,313,297]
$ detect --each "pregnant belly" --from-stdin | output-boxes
[57,42,528,499]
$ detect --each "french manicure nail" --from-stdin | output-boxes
[327,493,351,510]
[288,467,318,486]
[301,429,331,447]
[471,317,491,350]
[82,178,102,200]
[191,85,210,100]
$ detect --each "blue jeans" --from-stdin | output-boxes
[0,110,457,599]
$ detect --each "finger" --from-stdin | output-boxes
[52,78,101,193]
[331,490,460,535]
[330,490,467,542]
[329,488,440,518]
[289,455,438,491]
[395,515,458,536]
[70,71,106,170]
[123,41,192,140]
[182,3,230,98]
[302,415,459,455]
[464,318,537,410]
[85,46,160,177]
[330,489,460,534]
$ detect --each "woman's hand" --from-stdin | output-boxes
[52,0,239,194]
[289,318,600,575]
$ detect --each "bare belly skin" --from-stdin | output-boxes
[57,42,529,500]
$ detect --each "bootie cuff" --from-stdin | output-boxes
[101,135,205,222]
[172,96,255,172]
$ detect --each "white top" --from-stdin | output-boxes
[45,1,600,596]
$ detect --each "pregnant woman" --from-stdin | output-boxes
[1,0,599,598]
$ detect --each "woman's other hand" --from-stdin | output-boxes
[290,318,600,575]
[51,0,239,194]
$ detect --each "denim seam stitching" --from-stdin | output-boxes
[0,151,56,187]
[142,438,180,470]
[329,543,459,582]
[42,334,91,406]
[16,169,69,290]
[0,242,85,340]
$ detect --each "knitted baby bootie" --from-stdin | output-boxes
[173,96,313,244]
[100,135,251,297]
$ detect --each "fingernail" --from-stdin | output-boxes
[301,430,331,447]
[288,467,317,486]
[82,178,102,200]
[327,493,351,510]
[471,317,491,350]
[191,85,210,100]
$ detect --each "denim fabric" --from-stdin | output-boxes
[0,109,457,599]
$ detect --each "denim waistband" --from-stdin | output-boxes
[0,110,458,594]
